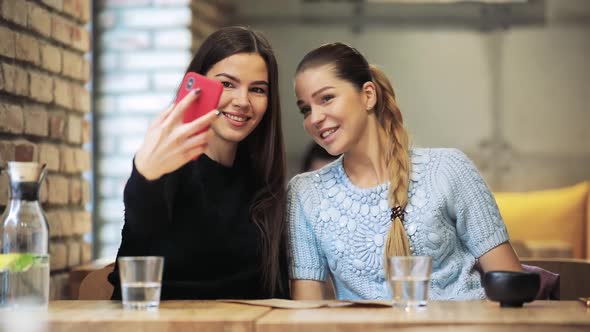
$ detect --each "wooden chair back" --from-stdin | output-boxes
[78,263,115,300]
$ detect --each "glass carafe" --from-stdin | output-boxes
[0,162,50,307]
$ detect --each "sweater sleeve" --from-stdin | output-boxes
[123,159,174,237]
[437,149,510,258]
[286,175,328,281]
[109,160,174,299]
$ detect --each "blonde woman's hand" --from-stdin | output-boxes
[134,89,219,180]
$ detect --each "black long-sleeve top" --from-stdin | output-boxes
[107,154,289,299]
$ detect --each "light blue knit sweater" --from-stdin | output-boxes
[286,148,510,300]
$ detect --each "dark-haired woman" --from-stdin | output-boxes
[108,26,289,300]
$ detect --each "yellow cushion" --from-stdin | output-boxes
[494,181,589,259]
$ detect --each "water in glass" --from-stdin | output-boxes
[0,255,49,307]
[121,281,161,310]
[388,275,429,307]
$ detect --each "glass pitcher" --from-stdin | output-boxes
[0,162,50,307]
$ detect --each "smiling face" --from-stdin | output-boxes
[295,64,376,156]
[205,52,269,145]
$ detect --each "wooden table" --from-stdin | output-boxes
[257,300,590,332]
[5,300,589,332]
[41,300,271,332]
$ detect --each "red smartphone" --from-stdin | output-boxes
[175,72,223,132]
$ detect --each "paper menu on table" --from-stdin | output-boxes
[218,299,393,309]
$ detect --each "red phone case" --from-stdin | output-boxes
[175,72,223,130]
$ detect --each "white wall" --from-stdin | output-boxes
[501,24,590,189]
[235,0,590,190]
[96,1,193,258]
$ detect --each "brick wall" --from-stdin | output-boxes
[95,0,230,258]
[0,0,92,300]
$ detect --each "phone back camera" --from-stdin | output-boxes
[186,77,194,90]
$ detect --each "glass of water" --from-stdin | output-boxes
[118,256,164,310]
[385,256,432,310]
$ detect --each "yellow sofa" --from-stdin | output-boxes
[494,181,590,259]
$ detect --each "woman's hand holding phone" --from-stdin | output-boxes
[134,89,219,181]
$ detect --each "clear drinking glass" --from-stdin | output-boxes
[118,256,164,310]
[385,256,432,310]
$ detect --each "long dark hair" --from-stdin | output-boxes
[185,26,287,296]
[296,43,412,257]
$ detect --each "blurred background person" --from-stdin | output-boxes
[301,142,340,173]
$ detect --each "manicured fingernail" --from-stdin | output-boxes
[194,88,201,95]
[215,110,221,116]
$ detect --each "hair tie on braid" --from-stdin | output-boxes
[385,205,411,257]
[390,206,405,223]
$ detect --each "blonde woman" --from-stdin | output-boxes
[287,43,522,300]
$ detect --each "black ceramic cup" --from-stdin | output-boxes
[483,271,540,307]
